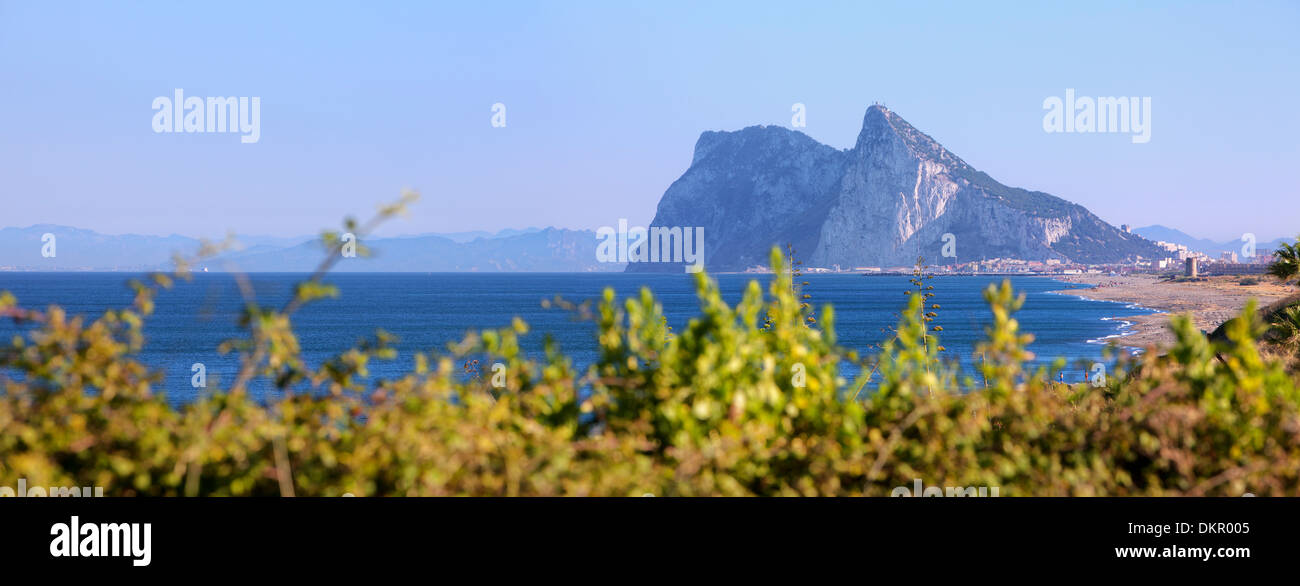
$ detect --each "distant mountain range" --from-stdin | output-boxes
[1131,225,1290,257]
[402,227,544,244]
[0,225,619,272]
[630,105,1168,272]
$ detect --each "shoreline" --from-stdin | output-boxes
[1047,274,1295,349]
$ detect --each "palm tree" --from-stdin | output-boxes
[1267,235,1300,284]
[1268,306,1300,352]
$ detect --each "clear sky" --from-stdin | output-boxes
[1,0,1296,242]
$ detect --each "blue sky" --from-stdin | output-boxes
[1,0,1296,241]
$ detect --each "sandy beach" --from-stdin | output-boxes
[1049,274,1296,349]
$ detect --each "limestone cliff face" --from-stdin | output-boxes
[643,126,847,271]
[628,105,1163,272]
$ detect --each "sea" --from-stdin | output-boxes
[0,273,1156,404]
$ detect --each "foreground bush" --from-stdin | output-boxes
[2,203,1298,496]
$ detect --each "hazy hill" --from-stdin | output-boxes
[0,225,615,272]
[1133,225,1289,256]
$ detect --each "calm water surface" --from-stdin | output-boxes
[0,272,1154,403]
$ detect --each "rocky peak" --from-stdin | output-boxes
[855,105,969,171]
[692,125,831,167]
[630,106,1166,272]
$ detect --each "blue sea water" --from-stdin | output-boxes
[0,272,1155,404]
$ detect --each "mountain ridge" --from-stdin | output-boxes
[1133,225,1290,257]
[629,105,1167,272]
[0,225,618,272]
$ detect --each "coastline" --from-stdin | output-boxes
[1047,274,1296,349]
